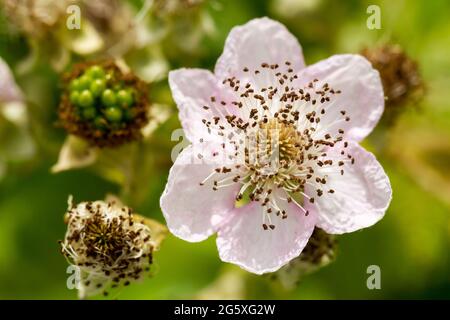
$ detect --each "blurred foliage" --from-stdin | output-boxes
[0,0,449,299]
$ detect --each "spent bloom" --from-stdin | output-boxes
[161,18,392,274]
[60,196,167,298]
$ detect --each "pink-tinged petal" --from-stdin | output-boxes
[311,142,392,234]
[169,68,237,143]
[298,54,384,142]
[215,17,305,81]
[0,57,23,104]
[160,143,240,242]
[217,198,317,274]
[169,69,217,143]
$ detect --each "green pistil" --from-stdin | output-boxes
[67,64,139,129]
[117,89,133,108]
[101,89,117,107]
[90,79,106,97]
[78,90,94,108]
[69,91,80,105]
[105,107,123,122]
[78,74,92,90]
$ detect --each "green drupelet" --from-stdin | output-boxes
[69,65,136,128]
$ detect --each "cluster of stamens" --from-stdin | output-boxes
[60,198,155,298]
[198,61,356,230]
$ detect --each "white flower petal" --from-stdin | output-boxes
[297,54,384,142]
[217,199,316,274]
[169,68,237,143]
[312,142,392,234]
[160,143,240,242]
[215,17,305,81]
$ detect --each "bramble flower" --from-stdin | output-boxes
[161,18,392,274]
[60,196,167,299]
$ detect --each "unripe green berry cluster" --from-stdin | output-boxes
[59,61,149,148]
[69,65,137,128]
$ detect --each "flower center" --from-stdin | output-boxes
[255,118,303,164]
[82,214,128,262]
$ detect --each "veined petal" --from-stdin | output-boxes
[169,68,237,143]
[160,143,240,242]
[215,17,305,82]
[311,142,392,234]
[297,54,384,142]
[217,199,316,274]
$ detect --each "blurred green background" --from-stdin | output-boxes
[0,0,449,299]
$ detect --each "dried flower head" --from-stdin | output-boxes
[361,44,425,120]
[58,61,150,148]
[60,196,166,298]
